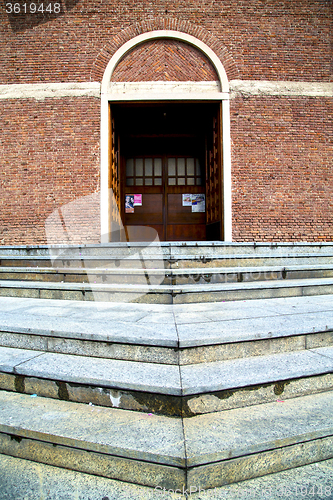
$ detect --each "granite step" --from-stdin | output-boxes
[0,344,332,416]
[0,296,332,363]
[1,253,333,270]
[0,263,333,285]
[1,242,333,257]
[0,389,332,489]
[1,277,333,303]
[1,453,333,500]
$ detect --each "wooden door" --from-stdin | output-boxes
[165,157,206,241]
[124,157,164,240]
[123,156,206,241]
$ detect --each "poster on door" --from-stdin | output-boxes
[125,195,134,213]
[125,194,142,213]
[182,194,205,212]
[133,194,142,206]
[191,194,205,212]
[182,194,192,207]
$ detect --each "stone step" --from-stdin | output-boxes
[1,242,333,257]
[0,344,332,415]
[0,389,332,489]
[1,263,333,285]
[1,453,333,500]
[0,296,332,363]
[1,277,333,303]
[169,253,333,268]
[1,253,333,269]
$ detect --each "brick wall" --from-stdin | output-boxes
[2,1,332,84]
[1,0,332,243]
[231,97,333,241]
[0,97,100,245]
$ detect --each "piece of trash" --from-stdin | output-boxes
[30,394,37,398]
[277,399,285,403]
[89,402,94,406]
[148,413,153,416]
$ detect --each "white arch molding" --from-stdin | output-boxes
[100,30,232,242]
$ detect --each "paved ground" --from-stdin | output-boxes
[1,453,333,500]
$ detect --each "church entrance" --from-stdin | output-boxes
[110,102,223,241]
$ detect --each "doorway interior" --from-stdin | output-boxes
[110,102,223,242]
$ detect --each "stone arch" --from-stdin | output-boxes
[101,30,229,93]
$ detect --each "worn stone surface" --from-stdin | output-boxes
[180,348,333,395]
[0,389,333,491]
[7,350,182,395]
[184,391,333,468]
[3,294,332,350]
[0,391,185,467]
[0,433,185,490]
[196,458,333,500]
[0,372,184,415]
[0,306,178,347]
[0,453,170,500]
[1,342,332,403]
[0,331,178,364]
[177,310,333,348]
[185,373,333,414]
[188,435,333,490]
[179,335,307,365]
[0,453,333,500]
[0,346,43,372]
[1,276,333,304]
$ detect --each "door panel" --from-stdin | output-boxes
[167,224,206,241]
[125,224,164,242]
[124,194,163,225]
[167,194,205,224]
[124,155,206,241]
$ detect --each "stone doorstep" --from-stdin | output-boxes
[0,390,332,489]
[0,369,332,417]
[0,346,332,415]
[168,254,333,266]
[1,252,333,266]
[1,264,333,286]
[0,278,328,291]
[0,305,332,352]
[1,454,333,500]
[2,281,333,304]
[1,242,333,257]
[1,327,332,365]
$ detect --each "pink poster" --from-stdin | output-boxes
[133,194,142,206]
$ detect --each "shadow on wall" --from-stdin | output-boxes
[6,0,80,32]
[44,189,166,303]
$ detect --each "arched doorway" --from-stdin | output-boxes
[100,31,232,242]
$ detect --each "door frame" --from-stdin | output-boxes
[100,30,232,242]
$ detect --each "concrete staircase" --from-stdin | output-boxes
[0,242,332,491]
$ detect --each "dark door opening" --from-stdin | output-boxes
[110,102,222,242]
